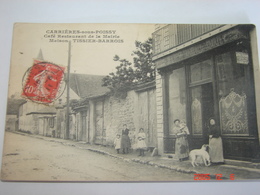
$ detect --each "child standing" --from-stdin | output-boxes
[137,128,147,156]
[114,134,121,154]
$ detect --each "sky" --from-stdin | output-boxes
[8,23,155,97]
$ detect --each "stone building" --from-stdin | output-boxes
[18,74,80,137]
[68,74,157,149]
[67,73,110,142]
[153,24,260,161]
[5,98,26,132]
[17,72,157,151]
[18,101,56,135]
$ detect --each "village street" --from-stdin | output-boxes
[1,132,192,181]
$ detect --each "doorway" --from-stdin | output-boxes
[81,113,87,142]
[39,118,44,135]
[190,82,215,149]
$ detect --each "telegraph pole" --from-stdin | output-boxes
[65,41,71,139]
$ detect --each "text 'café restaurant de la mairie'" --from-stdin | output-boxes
[152,24,260,161]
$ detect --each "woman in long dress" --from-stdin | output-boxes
[121,124,131,154]
[208,118,224,164]
[174,119,190,161]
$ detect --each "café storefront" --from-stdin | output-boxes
[153,24,260,161]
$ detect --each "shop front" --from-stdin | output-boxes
[153,24,260,161]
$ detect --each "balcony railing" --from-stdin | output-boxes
[153,24,224,55]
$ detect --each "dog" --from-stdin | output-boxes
[189,144,211,167]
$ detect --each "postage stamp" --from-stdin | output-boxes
[21,59,65,104]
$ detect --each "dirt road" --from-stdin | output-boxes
[1,132,192,181]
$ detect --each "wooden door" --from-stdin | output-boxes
[137,89,157,148]
[94,100,104,145]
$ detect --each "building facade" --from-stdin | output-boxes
[5,98,26,132]
[19,101,56,135]
[85,81,157,148]
[153,24,260,161]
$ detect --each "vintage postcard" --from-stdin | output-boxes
[1,23,260,182]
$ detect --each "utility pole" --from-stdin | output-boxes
[65,41,71,139]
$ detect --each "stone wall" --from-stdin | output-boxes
[5,115,18,132]
[18,102,45,134]
[104,90,136,146]
[90,88,157,149]
[19,114,37,134]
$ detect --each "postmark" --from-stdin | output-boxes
[22,59,65,104]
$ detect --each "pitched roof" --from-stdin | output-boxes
[34,51,108,98]
[26,106,56,115]
[68,73,110,99]
[7,98,26,115]
[37,49,44,60]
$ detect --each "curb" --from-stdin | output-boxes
[11,131,260,178]
[87,148,197,175]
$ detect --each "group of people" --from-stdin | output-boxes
[114,124,147,156]
[113,118,224,164]
[173,118,224,164]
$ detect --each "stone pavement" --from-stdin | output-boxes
[13,131,260,181]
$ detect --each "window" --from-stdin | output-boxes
[168,67,187,135]
[189,59,214,136]
[190,59,212,84]
[190,86,203,135]
[164,27,170,49]
[154,32,161,54]
[216,52,249,135]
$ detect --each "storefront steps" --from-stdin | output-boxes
[162,153,260,170]
[224,159,260,169]
[11,131,260,180]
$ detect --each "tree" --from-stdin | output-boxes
[102,38,154,98]
[132,38,155,83]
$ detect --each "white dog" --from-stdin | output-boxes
[189,144,211,167]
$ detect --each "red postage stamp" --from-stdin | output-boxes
[22,60,65,104]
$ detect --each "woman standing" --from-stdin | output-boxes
[208,118,224,164]
[174,119,190,161]
[121,124,131,154]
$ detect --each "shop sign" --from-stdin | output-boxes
[236,52,249,65]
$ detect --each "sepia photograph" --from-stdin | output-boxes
[1,23,260,182]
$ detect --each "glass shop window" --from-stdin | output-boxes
[189,59,213,135]
[216,52,249,135]
[168,67,187,135]
[190,86,203,135]
[190,59,212,84]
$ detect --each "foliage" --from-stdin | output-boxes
[102,38,154,98]
[132,38,155,83]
